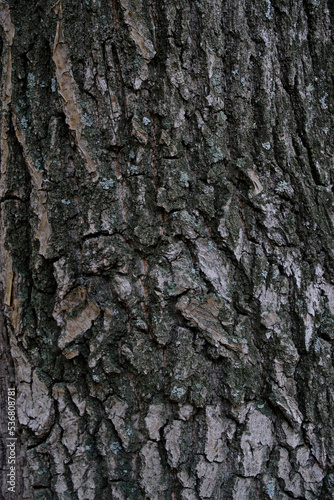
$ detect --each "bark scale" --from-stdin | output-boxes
[0,0,334,499]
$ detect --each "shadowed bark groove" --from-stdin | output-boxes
[0,0,334,498]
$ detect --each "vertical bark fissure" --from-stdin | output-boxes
[1,0,334,499]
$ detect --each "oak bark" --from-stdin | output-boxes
[1,0,334,499]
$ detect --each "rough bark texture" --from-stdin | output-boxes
[1,0,334,498]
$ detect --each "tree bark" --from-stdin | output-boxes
[1,0,334,498]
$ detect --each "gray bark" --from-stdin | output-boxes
[1,0,334,498]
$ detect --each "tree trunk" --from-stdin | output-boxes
[1,0,334,498]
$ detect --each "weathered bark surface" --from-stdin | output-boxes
[1,0,334,498]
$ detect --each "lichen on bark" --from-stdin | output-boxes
[1,0,334,499]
